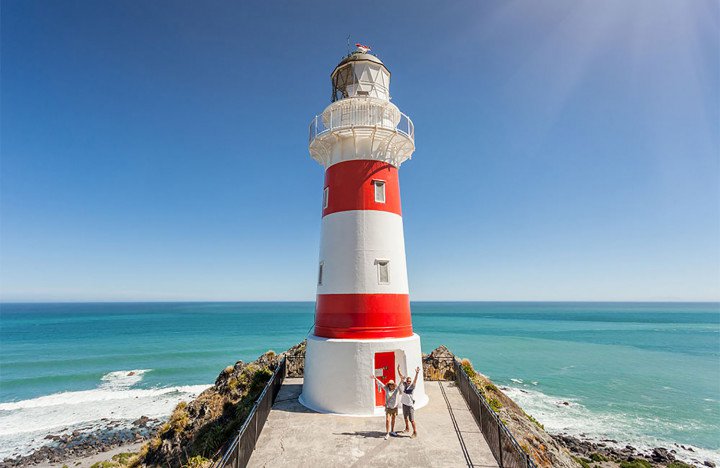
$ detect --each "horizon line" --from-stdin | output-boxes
[1,299,719,305]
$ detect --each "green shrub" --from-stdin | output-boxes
[249,368,272,394]
[572,456,591,468]
[89,462,118,468]
[183,455,210,468]
[485,383,498,392]
[227,377,239,392]
[667,463,694,468]
[170,411,189,432]
[193,423,225,456]
[619,460,652,468]
[460,358,476,377]
[169,402,190,433]
[589,453,607,462]
[111,452,137,466]
[488,397,503,412]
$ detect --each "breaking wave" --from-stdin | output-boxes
[501,384,720,466]
[0,370,209,460]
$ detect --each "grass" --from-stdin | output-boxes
[488,397,503,412]
[89,462,118,468]
[589,452,607,462]
[619,460,652,468]
[572,456,592,468]
[524,411,544,430]
[182,455,210,468]
[169,402,190,433]
[460,358,476,378]
[111,452,137,466]
[667,463,695,468]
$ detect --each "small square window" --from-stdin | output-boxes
[376,259,389,284]
[318,262,324,285]
[373,180,386,203]
[323,187,329,209]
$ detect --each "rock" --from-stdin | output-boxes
[283,340,306,377]
[422,345,455,381]
[651,447,674,462]
[133,415,150,427]
[704,461,716,467]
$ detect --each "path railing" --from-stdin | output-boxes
[213,357,286,468]
[454,359,536,468]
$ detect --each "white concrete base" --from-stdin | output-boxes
[299,333,428,416]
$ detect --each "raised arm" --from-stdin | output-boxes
[412,366,420,386]
[396,364,406,381]
[371,374,384,387]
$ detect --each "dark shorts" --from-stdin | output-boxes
[385,406,398,416]
[402,404,415,421]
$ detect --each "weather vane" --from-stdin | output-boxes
[355,42,371,53]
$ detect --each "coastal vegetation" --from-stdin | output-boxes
[41,343,710,468]
[452,355,577,468]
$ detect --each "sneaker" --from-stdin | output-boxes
[390,432,398,437]
[384,433,389,440]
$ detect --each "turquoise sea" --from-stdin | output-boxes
[1,302,719,463]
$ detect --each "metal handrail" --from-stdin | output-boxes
[308,104,414,144]
[454,360,537,468]
[213,357,287,468]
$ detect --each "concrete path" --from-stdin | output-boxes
[248,379,498,468]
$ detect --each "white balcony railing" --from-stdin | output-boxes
[309,102,414,145]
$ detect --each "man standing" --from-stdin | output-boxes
[371,374,401,439]
[397,365,420,438]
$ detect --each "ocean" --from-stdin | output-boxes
[1,302,718,463]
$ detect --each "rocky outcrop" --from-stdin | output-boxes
[138,341,307,468]
[139,351,281,468]
[284,340,305,377]
[422,345,456,381]
[556,434,708,467]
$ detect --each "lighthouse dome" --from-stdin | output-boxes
[331,51,391,102]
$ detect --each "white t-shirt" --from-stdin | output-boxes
[400,381,416,406]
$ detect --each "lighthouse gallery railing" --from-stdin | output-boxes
[308,104,414,144]
[213,357,286,468]
[454,359,537,468]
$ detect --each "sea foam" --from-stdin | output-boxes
[502,384,720,466]
[0,370,209,460]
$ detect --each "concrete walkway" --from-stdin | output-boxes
[248,378,498,468]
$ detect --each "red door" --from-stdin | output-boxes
[374,352,396,406]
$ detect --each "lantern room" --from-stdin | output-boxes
[331,51,391,102]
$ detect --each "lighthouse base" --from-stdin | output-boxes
[299,333,428,416]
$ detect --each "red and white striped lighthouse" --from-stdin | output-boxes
[300,46,428,416]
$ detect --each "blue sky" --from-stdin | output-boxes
[1,0,718,302]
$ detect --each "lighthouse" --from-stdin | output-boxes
[300,45,428,416]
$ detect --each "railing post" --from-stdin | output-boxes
[497,422,504,467]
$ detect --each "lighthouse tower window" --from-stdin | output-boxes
[373,180,386,203]
[318,262,324,285]
[323,187,329,209]
[376,259,390,284]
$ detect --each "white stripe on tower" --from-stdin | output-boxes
[317,210,409,295]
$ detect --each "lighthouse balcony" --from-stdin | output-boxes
[308,98,415,168]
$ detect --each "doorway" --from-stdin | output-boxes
[373,351,396,406]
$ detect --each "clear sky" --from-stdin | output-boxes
[1,0,718,302]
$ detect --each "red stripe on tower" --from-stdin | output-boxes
[314,293,412,339]
[322,160,401,217]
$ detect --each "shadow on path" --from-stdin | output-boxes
[334,431,386,439]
